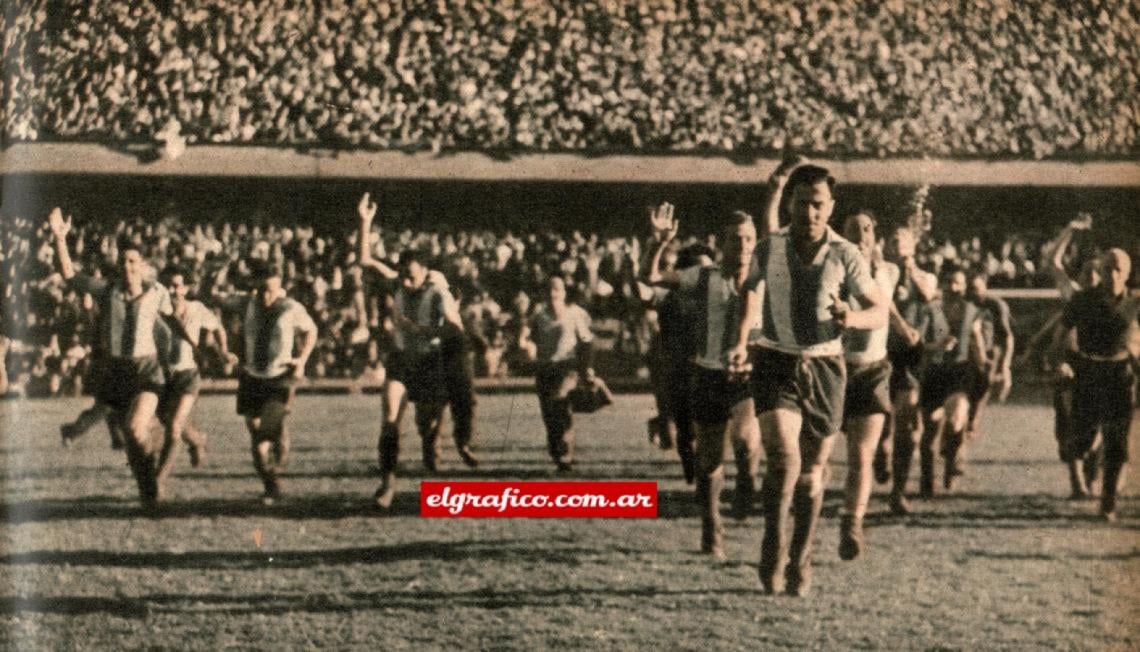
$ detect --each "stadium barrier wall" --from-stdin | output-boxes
[2,144,1139,186]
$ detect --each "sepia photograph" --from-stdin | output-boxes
[1,0,1138,648]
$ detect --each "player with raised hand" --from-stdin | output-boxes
[644,201,763,559]
[48,207,173,508]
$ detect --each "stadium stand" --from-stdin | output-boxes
[4,0,1137,158]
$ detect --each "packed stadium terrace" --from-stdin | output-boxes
[0,209,1084,396]
[4,0,1137,158]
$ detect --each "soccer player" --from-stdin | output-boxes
[220,262,317,504]
[518,275,597,472]
[153,268,237,499]
[836,211,899,559]
[48,207,172,507]
[963,269,1015,448]
[728,165,888,595]
[642,242,715,484]
[643,204,761,559]
[357,196,477,511]
[916,266,987,498]
[1060,249,1138,521]
[883,226,941,515]
[1041,216,1101,497]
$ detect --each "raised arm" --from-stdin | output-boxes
[1047,214,1091,296]
[639,202,681,286]
[356,192,398,280]
[902,259,938,303]
[760,154,808,237]
[47,208,77,280]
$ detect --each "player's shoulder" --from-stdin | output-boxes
[426,269,450,290]
[825,232,864,265]
[280,296,307,313]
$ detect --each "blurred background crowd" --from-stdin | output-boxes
[4,0,1137,158]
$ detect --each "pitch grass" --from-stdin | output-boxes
[1,394,1137,650]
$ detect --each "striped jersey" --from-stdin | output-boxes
[70,275,172,359]
[887,266,938,353]
[743,227,879,357]
[390,281,457,356]
[241,296,318,378]
[677,263,761,370]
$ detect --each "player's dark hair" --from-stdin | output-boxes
[786,165,836,193]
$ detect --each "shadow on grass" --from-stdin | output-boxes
[963,548,1140,562]
[853,492,1139,530]
[1,537,665,570]
[1,584,762,618]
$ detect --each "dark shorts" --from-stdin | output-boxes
[1072,359,1136,456]
[844,358,893,419]
[81,354,107,397]
[689,365,752,426]
[920,361,988,414]
[166,368,202,398]
[236,372,295,418]
[750,348,846,440]
[96,356,165,413]
[535,361,577,436]
[159,368,201,415]
[386,350,447,404]
[887,344,923,394]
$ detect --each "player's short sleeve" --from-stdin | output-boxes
[289,301,318,335]
[427,269,450,290]
[194,301,222,332]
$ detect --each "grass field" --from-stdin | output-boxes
[2,392,1137,650]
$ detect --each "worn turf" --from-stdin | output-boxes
[1,394,1136,649]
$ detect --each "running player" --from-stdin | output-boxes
[963,269,1015,449]
[153,268,237,499]
[48,207,173,507]
[917,266,987,497]
[728,165,888,595]
[1060,249,1138,521]
[883,225,941,515]
[357,196,476,511]
[836,211,899,559]
[218,262,317,504]
[644,204,761,559]
[519,275,597,472]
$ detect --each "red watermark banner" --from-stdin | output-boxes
[420,481,658,518]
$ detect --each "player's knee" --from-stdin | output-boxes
[946,396,970,432]
[795,470,824,497]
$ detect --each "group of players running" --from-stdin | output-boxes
[45,158,1137,597]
